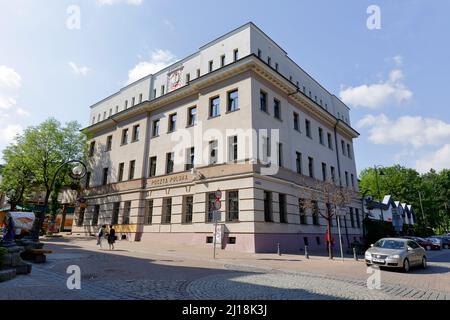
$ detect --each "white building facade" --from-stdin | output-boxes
[73,23,363,253]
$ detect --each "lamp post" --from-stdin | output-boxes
[30,160,87,241]
[374,165,385,221]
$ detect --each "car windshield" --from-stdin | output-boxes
[374,240,405,249]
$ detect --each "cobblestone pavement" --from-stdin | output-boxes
[1,237,449,300]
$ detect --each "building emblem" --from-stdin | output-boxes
[169,68,183,91]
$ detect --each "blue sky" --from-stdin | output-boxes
[1,0,449,175]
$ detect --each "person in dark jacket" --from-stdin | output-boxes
[107,225,116,250]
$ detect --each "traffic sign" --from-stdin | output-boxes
[215,190,222,199]
[213,210,221,222]
[214,199,222,210]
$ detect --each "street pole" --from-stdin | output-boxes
[374,166,384,221]
[418,191,425,224]
[337,213,344,262]
[213,217,217,260]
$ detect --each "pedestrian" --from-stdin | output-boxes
[97,225,106,249]
[107,225,116,250]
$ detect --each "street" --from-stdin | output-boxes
[1,236,449,300]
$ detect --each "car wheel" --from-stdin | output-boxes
[366,263,371,267]
[421,257,427,269]
[403,259,410,273]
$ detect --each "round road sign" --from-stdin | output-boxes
[214,200,222,210]
[215,190,222,199]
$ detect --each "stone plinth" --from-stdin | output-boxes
[1,245,32,275]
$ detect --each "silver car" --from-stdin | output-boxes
[365,238,427,272]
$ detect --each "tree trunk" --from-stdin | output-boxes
[327,217,333,260]
[32,189,51,240]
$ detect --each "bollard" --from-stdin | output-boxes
[305,245,309,259]
[277,243,281,256]
[353,247,358,261]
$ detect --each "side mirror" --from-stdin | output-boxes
[407,247,413,252]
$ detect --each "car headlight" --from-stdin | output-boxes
[389,255,400,259]
[365,252,372,258]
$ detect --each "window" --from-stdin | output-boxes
[327,133,333,149]
[123,201,131,225]
[275,63,279,71]
[277,143,283,167]
[121,129,129,145]
[296,152,302,174]
[303,86,306,93]
[144,200,153,225]
[309,91,312,98]
[356,208,361,228]
[279,194,287,223]
[196,69,200,78]
[305,119,311,138]
[207,193,216,223]
[264,191,273,222]
[208,60,213,72]
[289,76,292,82]
[109,109,112,117]
[152,120,160,137]
[314,96,317,103]
[345,171,349,187]
[293,113,299,131]
[186,73,190,84]
[166,153,174,174]
[210,96,220,117]
[102,168,108,186]
[257,49,262,58]
[92,117,95,125]
[97,114,100,122]
[168,113,177,132]
[209,140,218,165]
[350,207,355,228]
[139,94,143,103]
[153,88,156,98]
[227,191,239,221]
[125,100,128,109]
[221,55,225,67]
[118,163,124,182]
[112,202,120,225]
[312,201,319,225]
[115,106,119,113]
[185,147,195,171]
[106,136,112,151]
[299,199,307,225]
[161,198,172,224]
[262,136,270,162]
[129,160,135,180]
[322,162,327,181]
[89,141,95,157]
[182,196,194,224]
[316,237,321,245]
[161,85,165,95]
[347,144,352,159]
[260,91,267,112]
[228,136,238,162]
[304,237,309,246]
[308,157,314,178]
[103,112,106,120]
[331,166,336,183]
[132,125,140,142]
[273,99,281,119]
[233,49,239,61]
[227,90,239,112]
[267,56,271,66]
[149,157,157,177]
[92,205,100,226]
[188,106,197,126]
[341,140,346,156]
[319,128,324,145]
[85,172,91,188]
[351,174,355,189]
[132,97,135,106]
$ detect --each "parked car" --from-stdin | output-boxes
[430,236,450,249]
[402,236,433,251]
[365,238,427,273]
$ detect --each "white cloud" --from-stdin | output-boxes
[357,114,450,148]
[16,108,30,117]
[96,0,143,6]
[0,124,23,145]
[126,49,176,85]
[0,96,16,110]
[416,144,450,173]
[0,65,21,89]
[393,55,403,67]
[69,62,90,76]
[339,69,412,109]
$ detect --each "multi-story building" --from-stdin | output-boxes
[73,23,363,253]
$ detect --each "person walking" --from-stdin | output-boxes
[97,225,106,249]
[107,225,116,250]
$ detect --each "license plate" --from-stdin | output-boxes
[373,258,385,263]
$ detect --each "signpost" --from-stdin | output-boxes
[213,190,222,260]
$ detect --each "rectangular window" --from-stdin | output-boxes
[168,113,177,132]
[132,125,140,142]
[228,136,238,162]
[92,205,100,226]
[277,143,283,167]
[103,112,106,120]
[132,97,135,106]
[322,162,327,181]
[109,109,112,117]
[115,106,119,113]
[112,202,120,225]
[331,166,336,183]
[97,114,100,122]
[208,60,213,72]
[304,237,309,246]
[347,144,352,159]
[139,93,143,103]
[233,49,239,61]
[188,106,197,126]
[296,152,302,174]
[185,147,195,171]
[257,49,262,58]
[186,73,190,84]
[221,55,225,67]
[293,112,299,131]
[351,174,355,189]
[149,157,157,177]
[207,193,216,223]
[89,141,95,157]
[166,153,174,174]
[260,91,267,112]
[327,133,333,149]
[345,171,349,187]
[356,208,361,228]
[92,117,95,125]
[121,129,129,145]
[209,140,218,165]
[350,207,355,228]
[106,136,112,151]
[125,100,128,109]
[341,140,346,156]
[102,168,108,186]
[279,194,287,223]
[299,199,307,225]
[227,90,239,112]
[227,191,239,221]
[152,120,160,137]
[312,201,319,225]
[305,119,311,138]
[144,200,153,225]
[129,160,135,180]
[319,128,324,145]
[209,96,220,117]
[182,196,194,224]
[123,201,131,225]
[274,99,281,119]
[161,85,165,95]
[85,172,91,188]
[197,69,200,78]
[118,163,124,182]
[275,63,279,71]
[267,56,271,66]
[161,198,172,224]
[308,157,314,178]
[153,88,156,98]
[264,191,273,222]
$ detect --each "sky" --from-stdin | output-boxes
[0,0,449,176]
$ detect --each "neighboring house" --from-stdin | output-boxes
[365,195,416,228]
